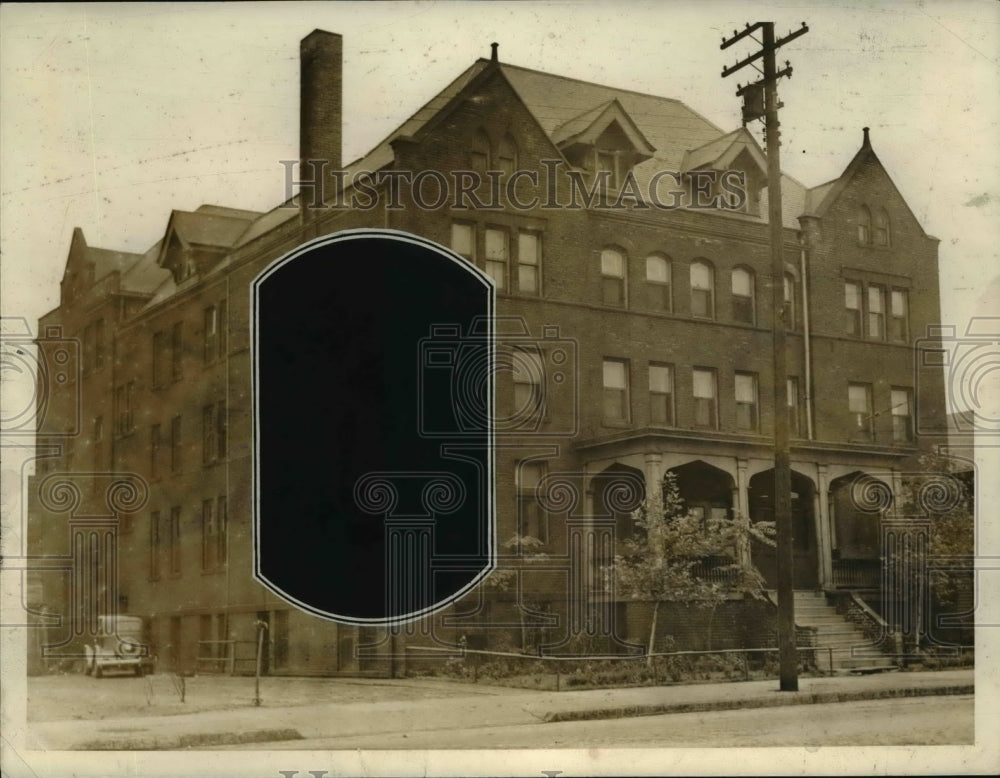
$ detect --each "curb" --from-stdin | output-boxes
[542,684,974,723]
[74,727,304,750]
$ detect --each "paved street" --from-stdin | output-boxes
[21,669,974,750]
[244,695,972,749]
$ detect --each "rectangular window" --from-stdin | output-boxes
[217,299,227,359]
[114,382,134,436]
[731,270,754,323]
[484,227,508,290]
[649,363,674,425]
[845,281,862,336]
[734,372,758,431]
[170,415,182,472]
[202,499,215,571]
[783,275,796,330]
[169,506,181,575]
[890,289,909,342]
[204,306,218,363]
[517,461,549,544]
[217,495,228,566]
[451,222,475,259]
[511,346,543,422]
[517,231,541,295]
[171,322,183,380]
[601,250,625,307]
[94,319,105,370]
[216,401,227,459]
[203,405,217,465]
[150,424,161,480]
[646,256,672,312]
[848,383,873,440]
[891,388,913,443]
[690,262,714,318]
[867,284,885,340]
[149,510,161,580]
[693,368,718,429]
[787,377,801,437]
[602,359,629,422]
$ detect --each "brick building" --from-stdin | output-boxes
[28,29,947,675]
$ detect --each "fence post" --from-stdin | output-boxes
[827,647,833,676]
[741,650,749,681]
[253,620,267,706]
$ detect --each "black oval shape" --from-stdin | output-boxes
[252,229,494,624]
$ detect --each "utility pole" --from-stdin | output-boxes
[721,20,808,692]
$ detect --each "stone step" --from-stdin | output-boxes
[795,611,850,624]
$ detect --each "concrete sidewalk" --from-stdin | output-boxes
[27,669,973,750]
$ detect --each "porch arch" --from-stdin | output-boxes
[664,460,736,521]
[828,471,892,589]
[748,469,818,589]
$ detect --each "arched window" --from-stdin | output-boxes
[645,254,671,312]
[690,260,714,319]
[874,208,890,246]
[858,205,872,245]
[498,134,517,177]
[731,266,755,323]
[601,248,626,307]
[470,129,490,175]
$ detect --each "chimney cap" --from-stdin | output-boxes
[490,42,499,63]
[862,126,871,147]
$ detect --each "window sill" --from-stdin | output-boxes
[601,419,632,429]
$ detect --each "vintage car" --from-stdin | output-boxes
[84,615,156,677]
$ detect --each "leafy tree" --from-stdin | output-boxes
[480,533,549,652]
[892,452,975,650]
[610,472,768,660]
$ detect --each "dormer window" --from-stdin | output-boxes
[681,130,766,215]
[554,100,655,192]
[596,149,621,189]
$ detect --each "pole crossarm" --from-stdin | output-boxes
[720,22,767,50]
[721,22,808,78]
[736,66,793,97]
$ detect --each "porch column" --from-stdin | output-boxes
[642,452,662,503]
[815,465,833,587]
[735,458,750,568]
[889,469,905,518]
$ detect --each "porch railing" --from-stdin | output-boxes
[832,558,880,588]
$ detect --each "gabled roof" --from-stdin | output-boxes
[801,129,929,237]
[552,99,656,158]
[681,128,766,176]
[62,227,145,286]
[326,57,805,227]
[156,205,261,269]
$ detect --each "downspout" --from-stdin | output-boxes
[798,232,814,440]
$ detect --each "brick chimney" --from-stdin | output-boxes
[300,30,342,215]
